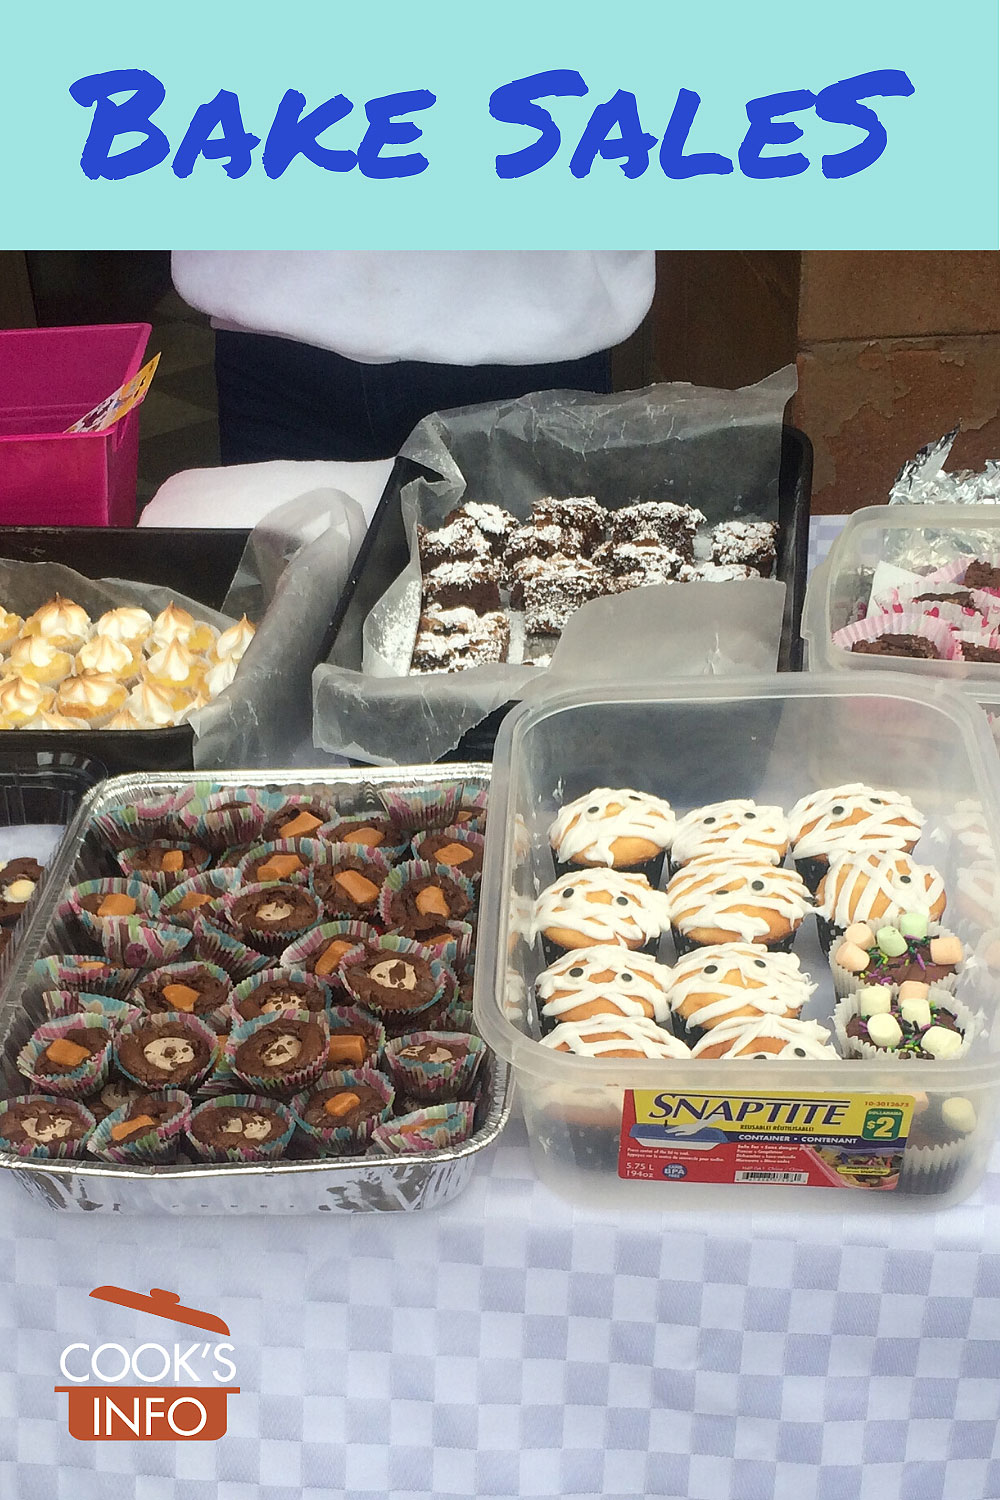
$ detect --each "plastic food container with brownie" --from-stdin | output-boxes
[0,767,509,1214]
[313,372,811,765]
[802,504,1000,685]
[474,672,1000,1212]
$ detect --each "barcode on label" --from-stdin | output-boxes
[735,1170,809,1184]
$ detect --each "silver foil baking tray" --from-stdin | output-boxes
[0,766,512,1215]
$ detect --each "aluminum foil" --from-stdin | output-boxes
[313,370,795,763]
[890,430,1000,508]
[0,766,512,1215]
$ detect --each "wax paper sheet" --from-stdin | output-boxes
[0,488,366,768]
[313,371,795,764]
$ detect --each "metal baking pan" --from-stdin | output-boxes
[0,765,512,1215]
[0,528,249,775]
[320,426,814,763]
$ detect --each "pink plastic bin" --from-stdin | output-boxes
[0,323,151,527]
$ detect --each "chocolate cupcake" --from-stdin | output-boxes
[384,1031,485,1103]
[65,876,160,942]
[115,840,213,893]
[116,1014,217,1091]
[378,860,474,940]
[900,1094,979,1196]
[85,1077,145,1123]
[370,1100,477,1154]
[0,857,45,924]
[235,838,323,887]
[188,1093,295,1162]
[294,1066,394,1151]
[281,920,380,996]
[227,882,322,954]
[88,1089,191,1164]
[230,967,328,1023]
[261,799,337,843]
[326,1005,386,1070]
[130,962,231,1026]
[17,1015,114,1099]
[158,868,243,928]
[41,988,139,1028]
[338,935,445,1022]
[411,828,485,883]
[835,986,971,1060]
[0,1096,95,1158]
[321,813,408,858]
[228,1011,330,1095]
[312,845,391,922]
[830,917,963,999]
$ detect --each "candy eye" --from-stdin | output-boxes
[899,876,911,884]
[745,812,756,820]
[704,964,718,975]
[621,972,633,982]
[569,966,584,978]
[628,794,641,801]
[832,805,844,816]
[792,1047,808,1057]
[751,1051,770,1059]
[616,896,629,906]
[871,798,884,805]
[587,806,600,814]
[704,816,716,825]
[562,888,575,898]
[751,880,765,892]
[754,959,767,969]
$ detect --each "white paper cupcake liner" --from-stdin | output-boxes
[831,610,962,661]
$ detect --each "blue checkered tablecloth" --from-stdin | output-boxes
[2,1113,1000,1500]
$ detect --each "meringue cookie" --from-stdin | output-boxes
[22,595,91,650]
[102,708,146,730]
[54,673,128,725]
[5,635,74,685]
[144,639,206,692]
[75,634,141,682]
[125,679,181,727]
[93,606,153,649]
[0,610,24,653]
[204,655,239,698]
[20,709,91,730]
[148,603,215,655]
[212,614,256,664]
[0,675,55,726]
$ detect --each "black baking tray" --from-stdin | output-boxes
[321,425,814,762]
[0,528,249,774]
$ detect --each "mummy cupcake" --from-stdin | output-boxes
[541,1016,692,1058]
[787,784,924,890]
[670,801,789,868]
[548,788,676,870]
[690,1015,838,1059]
[535,946,672,1025]
[667,944,815,1035]
[665,856,813,952]
[816,851,947,941]
[532,869,671,952]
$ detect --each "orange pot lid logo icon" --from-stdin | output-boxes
[55,1285,239,1442]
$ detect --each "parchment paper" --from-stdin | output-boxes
[0,488,366,769]
[313,372,794,764]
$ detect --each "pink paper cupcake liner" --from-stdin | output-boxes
[88,1088,192,1164]
[316,815,410,864]
[115,1012,219,1093]
[29,956,136,999]
[114,840,214,896]
[0,1095,96,1160]
[292,1065,395,1152]
[230,966,328,1025]
[411,827,485,883]
[383,1030,486,1103]
[831,610,961,662]
[186,1092,296,1163]
[370,1100,477,1155]
[259,789,341,842]
[158,868,244,929]
[225,1009,331,1096]
[310,842,393,922]
[17,1013,114,1099]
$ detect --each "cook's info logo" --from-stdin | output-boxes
[55,1286,239,1440]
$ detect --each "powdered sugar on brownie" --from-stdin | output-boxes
[712,519,778,574]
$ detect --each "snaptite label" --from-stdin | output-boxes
[619,1090,914,1190]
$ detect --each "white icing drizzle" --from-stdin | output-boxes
[541,1016,691,1058]
[666,857,813,942]
[670,800,789,866]
[533,869,671,946]
[548,787,676,865]
[667,943,815,1027]
[787,784,923,860]
[536,945,671,1022]
[816,851,946,929]
[690,1015,837,1058]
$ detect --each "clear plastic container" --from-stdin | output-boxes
[802,504,1000,684]
[475,674,1000,1212]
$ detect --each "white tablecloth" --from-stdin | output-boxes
[3,1114,1000,1500]
[138,458,395,530]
